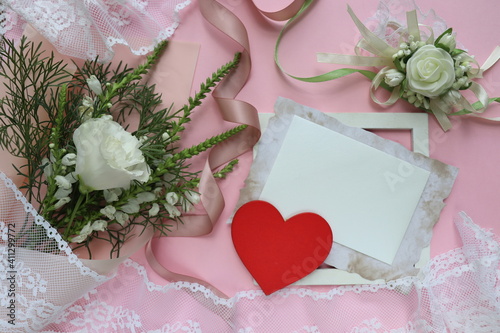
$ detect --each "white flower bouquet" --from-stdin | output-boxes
[0,36,243,258]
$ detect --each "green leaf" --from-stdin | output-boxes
[451,48,467,57]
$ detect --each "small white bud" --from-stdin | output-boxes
[149,203,160,217]
[103,188,122,202]
[121,198,140,214]
[114,211,129,226]
[165,192,179,206]
[54,187,72,200]
[164,203,181,218]
[136,192,156,204]
[86,75,103,95]
[91,220,107,232]
[41,158,53,177]
[61,153,77,166]
[54,197,71,209]
[100,205,117,219]
[55,175,72,190]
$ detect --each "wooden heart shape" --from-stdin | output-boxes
[231,200,333,295]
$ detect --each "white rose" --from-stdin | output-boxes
[406,45,456,98]
[73,116,150,191]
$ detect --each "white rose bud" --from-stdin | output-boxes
[86,75,103,95]
[73,116,150,190]
[384,69,405,87]
[438,33,456,51]
[406,45,456,98]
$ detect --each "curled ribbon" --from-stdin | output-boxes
[145,0,261,296]
[274,1,500,131]
[146,0,329,297]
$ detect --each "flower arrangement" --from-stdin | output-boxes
[275,2,500,131]
[0,36,243,257]
[317,7,500,131]
[379,27,494,130]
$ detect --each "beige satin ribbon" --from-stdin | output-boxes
[146,0,330,297]
[145,0,261,296]
[252,0,306,21]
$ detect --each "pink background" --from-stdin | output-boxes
[132,0,500,296]
[1,0,498,299]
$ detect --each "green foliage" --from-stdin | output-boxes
[0,37,243,258]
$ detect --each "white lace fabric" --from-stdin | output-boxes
[1,171,499,332]
[0,0,191,62]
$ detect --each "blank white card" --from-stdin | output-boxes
[260,116,430,265]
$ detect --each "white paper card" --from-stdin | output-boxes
[260,116,430,265]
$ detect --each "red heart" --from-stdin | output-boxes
[231,200,333,295]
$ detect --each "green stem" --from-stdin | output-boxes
[64,194,85,239]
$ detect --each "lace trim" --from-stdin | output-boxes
[0,172,106,283]
[122,211,500,306]
[0,0,192,61]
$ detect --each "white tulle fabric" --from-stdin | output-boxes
[1,172,500,332]
[364,0,448,49]
[0,0,191,61]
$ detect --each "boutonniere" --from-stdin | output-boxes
[275,2,500,131]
